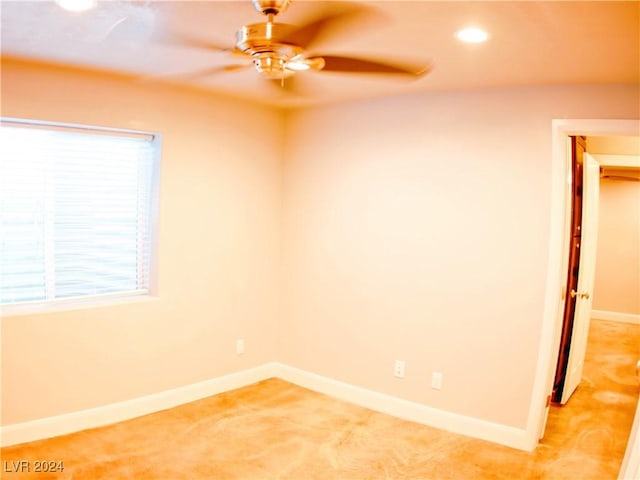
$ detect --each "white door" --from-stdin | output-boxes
[560,152,600,404]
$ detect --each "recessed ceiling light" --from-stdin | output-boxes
[456,27,489,44]
[55,0,97,12]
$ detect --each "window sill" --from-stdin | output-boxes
[0,294,159,318]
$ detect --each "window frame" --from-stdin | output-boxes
[0,117,161,316]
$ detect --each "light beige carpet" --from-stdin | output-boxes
[2,319,638,479]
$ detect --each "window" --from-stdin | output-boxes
[0,118,160,309]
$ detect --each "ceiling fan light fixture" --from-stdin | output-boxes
[286,60,311,71]
[253,53,292,79]
[55,0,97,12]
[287,57,325,72]
[456,27,489,44]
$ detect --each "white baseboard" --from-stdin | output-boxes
[274,364,531,451]
[592,309,640,325]
[0,362,279,447]
[1,362,530,452]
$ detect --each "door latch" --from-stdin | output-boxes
[570,289,590,299]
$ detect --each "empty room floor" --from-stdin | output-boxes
[2,319,638,479]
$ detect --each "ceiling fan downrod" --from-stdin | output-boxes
[251,0,291,17]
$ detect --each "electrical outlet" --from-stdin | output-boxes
[236,339,245,355]
[394,360,405,378]
[431,371,443,390]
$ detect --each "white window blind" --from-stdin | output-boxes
[0,119,158,306]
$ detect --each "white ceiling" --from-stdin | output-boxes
[1,0,639,108]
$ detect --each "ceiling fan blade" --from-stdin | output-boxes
[156,31,239,55]
[317,55,432,77]
[281,2,384,51]
[200,64,253,75]
[140,64,252,84]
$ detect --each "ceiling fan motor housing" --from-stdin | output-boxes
[236,22,303,78]
[236,22,298,54]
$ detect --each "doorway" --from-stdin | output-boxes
[527,120,640,469]
[550,136,639,406]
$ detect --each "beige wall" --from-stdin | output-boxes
[587,135,640,155]
[592,179,640,314]
[2,58,638,433]
[281,85,639,429]
[1,59,284,425]
[587,136,640,315]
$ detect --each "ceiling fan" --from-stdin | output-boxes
[167,0,431,89]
